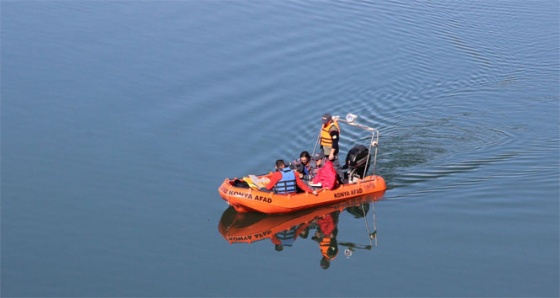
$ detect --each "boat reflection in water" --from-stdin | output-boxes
[218,192,385,269]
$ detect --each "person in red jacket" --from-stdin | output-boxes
[310,152,339,190]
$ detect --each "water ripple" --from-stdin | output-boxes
[170,0,558,192]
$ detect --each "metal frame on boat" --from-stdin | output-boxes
[320,113,380,178]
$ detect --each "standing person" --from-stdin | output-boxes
[263,160,318,195]
[311,212,340,270]
[310,152,338,190]
[320,113,341,166]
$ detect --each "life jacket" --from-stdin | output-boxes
[318,214,338,259]
[275,226,298,247]
[320,120,340,147]
[274,168,297,194]
[320,237,338,260]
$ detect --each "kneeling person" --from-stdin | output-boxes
[263,160,317,195]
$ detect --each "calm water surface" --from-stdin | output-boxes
[2,1,558,297]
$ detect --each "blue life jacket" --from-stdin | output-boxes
[274,168,297,194]
[275,226,298,247]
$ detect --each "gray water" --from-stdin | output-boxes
[1,1,559,297]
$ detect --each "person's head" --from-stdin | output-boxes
[299,151,311,165]
[275,159,286,170]
[312,152,325,166]
[322,113,332,125]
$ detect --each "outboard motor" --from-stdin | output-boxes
[344,144,370,179]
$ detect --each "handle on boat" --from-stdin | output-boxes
[312,130,321,157]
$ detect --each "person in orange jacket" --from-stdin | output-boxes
[312,212,339,270]
[319,113,341,165]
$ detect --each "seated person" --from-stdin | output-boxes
[290,151,317,181]
[263,160,317,195]
[310,152,339,190]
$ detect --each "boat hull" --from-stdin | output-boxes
[218,174,386,214]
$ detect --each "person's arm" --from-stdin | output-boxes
[295,172,317,195]
[264,172,281,190]
[329,130,339,159]
[311,167,321,184]
[323,160,338,190]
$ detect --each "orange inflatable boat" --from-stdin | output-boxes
[218,113,387,214]
[219,174,386,214]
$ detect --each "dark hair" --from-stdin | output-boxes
[300,151,311,159]
[275,159,286,168]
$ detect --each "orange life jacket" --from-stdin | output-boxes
[320,120,340,147]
